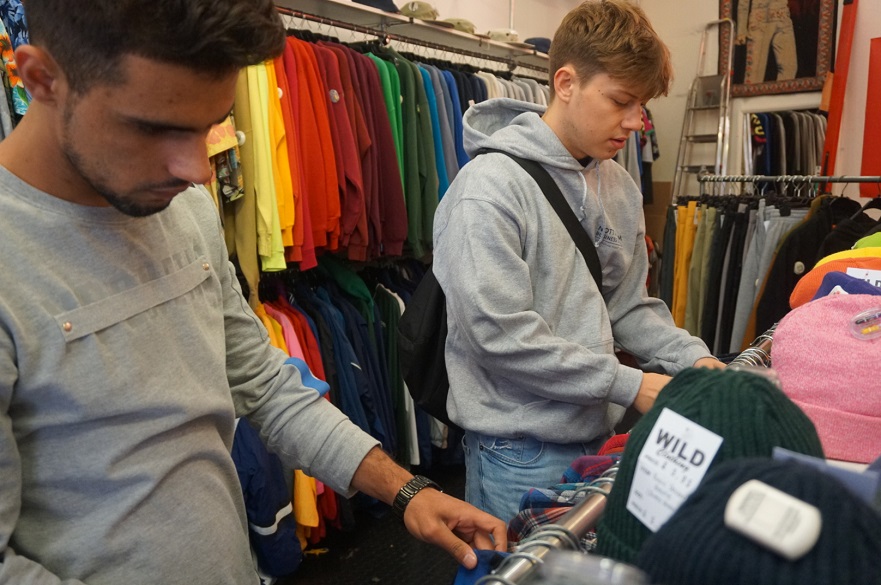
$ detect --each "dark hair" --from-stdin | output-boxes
[548,0,672,101]
[24,0,286,93]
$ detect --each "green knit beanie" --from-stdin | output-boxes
[594,368,824,564]
[636,458,881,585]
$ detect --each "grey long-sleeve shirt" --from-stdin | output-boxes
[0,169,378,585]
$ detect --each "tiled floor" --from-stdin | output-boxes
[282,464,467,585]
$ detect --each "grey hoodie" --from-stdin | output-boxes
[433,98,711,443]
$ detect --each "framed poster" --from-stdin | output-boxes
[720,0,837,97]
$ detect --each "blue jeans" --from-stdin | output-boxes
[462,431,609,524]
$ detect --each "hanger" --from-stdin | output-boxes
[850,195,881,221]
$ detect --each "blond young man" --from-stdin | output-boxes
[432,0,724,523]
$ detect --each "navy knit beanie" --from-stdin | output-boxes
[635,458,881,585]
[594,368,824,564]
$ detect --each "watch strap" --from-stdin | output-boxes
[392,475,442,518]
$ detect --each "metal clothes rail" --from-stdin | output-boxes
[476,466,618,585]
[698,174,881,185]
[728,324,776,368]
[275,1,549,74]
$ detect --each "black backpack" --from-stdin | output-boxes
[397,150,603,426]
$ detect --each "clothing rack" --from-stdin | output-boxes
[275,4,549,75]
[728,323,776,368]
[698,174,881,185]
[695,174,881,199]
[476,465,619,585]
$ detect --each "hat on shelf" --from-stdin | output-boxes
[352,0,400,13]
[789,247,881,308]
[487,28,535,49]
[525,37,551,54]
[399,1,453,27]
[487,27,520,42]
[772,293,881,464]
[635,458,881,585]
[442,17,477,35]
[594,367,824,564]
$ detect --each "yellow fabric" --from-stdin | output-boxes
[229,71,261,308]
[265,61,296,249]
[293,469,320,550]
[254,304,288,354]
[672,201,698,328]
[815,246,881,268]
[247,64,286,272]
[672,204,685,321]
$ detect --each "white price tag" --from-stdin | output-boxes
[626,408,723,532]
[845,267,881,288]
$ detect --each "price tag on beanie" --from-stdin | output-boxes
[626,408,723,532]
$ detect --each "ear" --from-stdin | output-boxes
[552,65,577,103]
[14,45,66,105]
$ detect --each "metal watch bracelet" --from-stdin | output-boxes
[392,475,442,518]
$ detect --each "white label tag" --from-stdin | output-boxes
[724,479,822,560]
[845,267,881,288]
[626,408,723,532]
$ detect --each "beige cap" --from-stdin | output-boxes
[442,17,477,34]
[401,1,452,25]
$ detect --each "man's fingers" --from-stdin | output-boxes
[489,521,508,551]
[470,530,496,553]
[436,530,479,568]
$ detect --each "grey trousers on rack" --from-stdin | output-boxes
[729,199,808,352]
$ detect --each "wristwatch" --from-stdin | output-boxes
[392,475,442,518]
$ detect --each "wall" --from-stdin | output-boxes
[639,0,719,184]
[420,0,575,42]
[644,0,878,185]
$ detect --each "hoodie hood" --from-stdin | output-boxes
[463,98,589,172]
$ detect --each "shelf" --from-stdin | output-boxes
[275,0,550,72]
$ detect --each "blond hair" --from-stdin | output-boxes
[548,0,672,101]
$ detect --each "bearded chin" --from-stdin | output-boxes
[60,107,172,218]
[97,187,173,217]
[62,147,171,217]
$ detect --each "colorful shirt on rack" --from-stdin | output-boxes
[0,16,27,117]
[0,0,26,50]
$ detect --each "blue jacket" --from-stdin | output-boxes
[231,418,302,578]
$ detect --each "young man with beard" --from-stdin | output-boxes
[0,2,505,583]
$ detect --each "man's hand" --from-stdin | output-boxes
[403,488,507,568]
[350,447,507,569]
[632,372,672,414]
[693,357,726,370]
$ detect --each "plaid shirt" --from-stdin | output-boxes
[508,453,621,545]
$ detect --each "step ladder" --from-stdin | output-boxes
[672,19,735,200]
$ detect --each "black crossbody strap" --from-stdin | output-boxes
[477,148,603,292]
